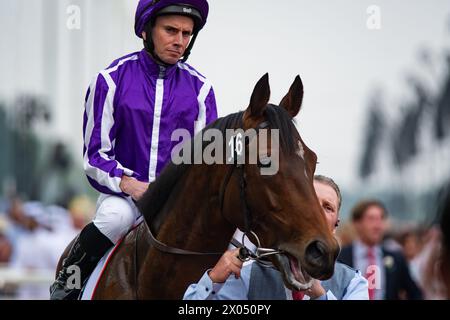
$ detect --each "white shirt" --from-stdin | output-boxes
[184,260,369,300]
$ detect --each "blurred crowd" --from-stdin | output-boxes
[0,193,449,300]
[0,195,94,299]
[336,217,447,299]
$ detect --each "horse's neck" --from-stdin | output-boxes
[152,164,236,253]
[137,165,237,298]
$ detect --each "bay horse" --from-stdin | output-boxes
[57,74,340,299]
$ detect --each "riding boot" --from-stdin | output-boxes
[50,222,114,300]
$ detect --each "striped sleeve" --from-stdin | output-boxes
[177,62,218,133]
[205,87,218,125]
[82,73,133,195]
[194,84,217,134]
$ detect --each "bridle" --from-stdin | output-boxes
[219,119,281,265]
[145,117,282,264]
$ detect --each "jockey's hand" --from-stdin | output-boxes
[304,279,326,299]
[208,249,244,283]
[119,176,149,201]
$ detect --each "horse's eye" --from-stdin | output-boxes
[258,156,272,168]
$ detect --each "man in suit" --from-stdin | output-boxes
[338,200,423,300]
[183,175,368,300]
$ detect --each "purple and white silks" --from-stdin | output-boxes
[83,49,218,195]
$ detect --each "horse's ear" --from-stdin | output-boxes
[247,73,271,118]
[279,75,304,118]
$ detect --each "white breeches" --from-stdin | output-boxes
[92,194,142,244]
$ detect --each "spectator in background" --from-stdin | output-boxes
[397,228,425,262]
[396,226,426,286]
[4,198,42,262]
[0,216,12,264]
[382,229,404,253]
[418,226,447,299]
[0,215,14,298]
[66,195,95,230]
[5,196,93,299]
[338,200,423,300]
[9,201,67,299]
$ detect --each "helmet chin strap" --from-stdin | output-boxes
[181,31,198,63]
[143,26,169,66]
[143,24,199,65]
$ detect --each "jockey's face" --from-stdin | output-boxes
[144,15,194,65]
[314,181,340,234]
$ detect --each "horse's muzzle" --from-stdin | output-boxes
[303,239,339,280]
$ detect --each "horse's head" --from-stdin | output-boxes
[224,74,340,291]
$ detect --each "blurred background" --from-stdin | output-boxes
[0,0,449,299]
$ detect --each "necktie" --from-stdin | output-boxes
[292,290,304,300]
[365,247,376,300]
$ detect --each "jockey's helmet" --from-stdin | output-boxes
[134,0,209,62]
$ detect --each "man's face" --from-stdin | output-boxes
[143,15,194,65]
[313,181,340,233]
[355,205,386,246]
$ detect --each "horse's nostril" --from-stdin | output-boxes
[304,240,336,280]
[305,240,326,260]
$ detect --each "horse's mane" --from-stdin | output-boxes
[137,105,299,228]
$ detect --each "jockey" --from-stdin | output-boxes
[50,0,217,300]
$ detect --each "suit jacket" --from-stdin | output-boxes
[338,243,423,300]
